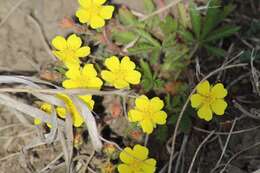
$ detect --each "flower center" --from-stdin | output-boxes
[113,68,127,80]
[63,49,76,59]
[202,93,216,105]
[131,160,142,171]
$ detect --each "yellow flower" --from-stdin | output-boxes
[128,95,167,134]
[34,94,94,127]
[190,80,228,121]
[34,103,66,128]
[51,34,90,68]
[62,64,103,89]
[57,94,94,127]
[101,56,141,89]
[76,0,114,29]
[118,144,156,173]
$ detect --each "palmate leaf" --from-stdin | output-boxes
[178,30,195,43]
[159,16,178,35]
[202,0,236,38]
[203,25,240,42]
[190,2,201,40]
[143,0,155,13]
[118,7,138,26]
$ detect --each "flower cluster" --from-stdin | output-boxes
[190,80,228,121]
[118,144,156,173]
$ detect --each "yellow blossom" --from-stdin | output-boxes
[34,103,66,128]
[62,64,103,89]
[190,80,228,121]
[101,56,141,89]
[128,95,167,134]
[76,0,114,29]
[34,94,94,127]
[51,34,90,68]
[118,144,156,173]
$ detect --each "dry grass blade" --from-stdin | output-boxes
[72,96,102,151]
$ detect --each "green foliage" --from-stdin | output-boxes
[179,0,240,57]
[140,59,164,92]
[154,126,168,143]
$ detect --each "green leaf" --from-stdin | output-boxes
[111,31,137,44]
[178,3,191,28]
[118,7,138,26]
[128,43,155,54]
[150,48,161,64]
[204,45,226,57]
[203,26,240,42]
[143,0,155,13]
[178,30,194,43]
[162,34,176,49]
[190,2,201,39]
[140,59,153,79]
[159,16,178,35]
[134,29,161,47]
[201,0,221,38]
[155,126,168,143]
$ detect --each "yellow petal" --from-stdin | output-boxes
[135,95,149,110]
[132,144,149,160]
[79,95,95,110]
[196,80,210,96]
[119,147,134,164]
[52,36,67,50]
[104,56,120,71]
[76,46,90,57]
[67,34,82,50]
[76,9,90,23]
[152,111,167,125]
[211,99,227,115]
[190,94,203,108]
[56,107,66,118]
[62,79,81,89]
[211,83,227,99]
[93,0,106,5]
[120,56,135,70]
[40,103,52,113]
[128,109,144,122]
[125,70,141,85]
[197,105,213,121]
[142,159,157,173]
[101,70,115,83]
[117,164,132,173]
[65,66,81,79]
[114,79,129,89]
[90,15,105,29]
[100,5,114,19]
[140,119,154,134]
[150,97,164,111]
[82,64,97,77]
[87,77,103,89]
[34,118,42,125]
[63,58,81,69]
[78,0,91,8]
[52,50,65,60]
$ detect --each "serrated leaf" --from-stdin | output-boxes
[201,0,221,38]
[112,30,137,44]
[144,0,155,13]
[204,45,226,57]
[150,48,161,64]
[190,2,201,39]
[128,43,155,54]
[162,34,176,49]
[178,30,194,43]
[203,26,240,42]
[118,7,138,26]
[178,3,191,28]
[160,16,178,35]
[155,126,168,143]
[134,29,161,47]
[140,59,153,79]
